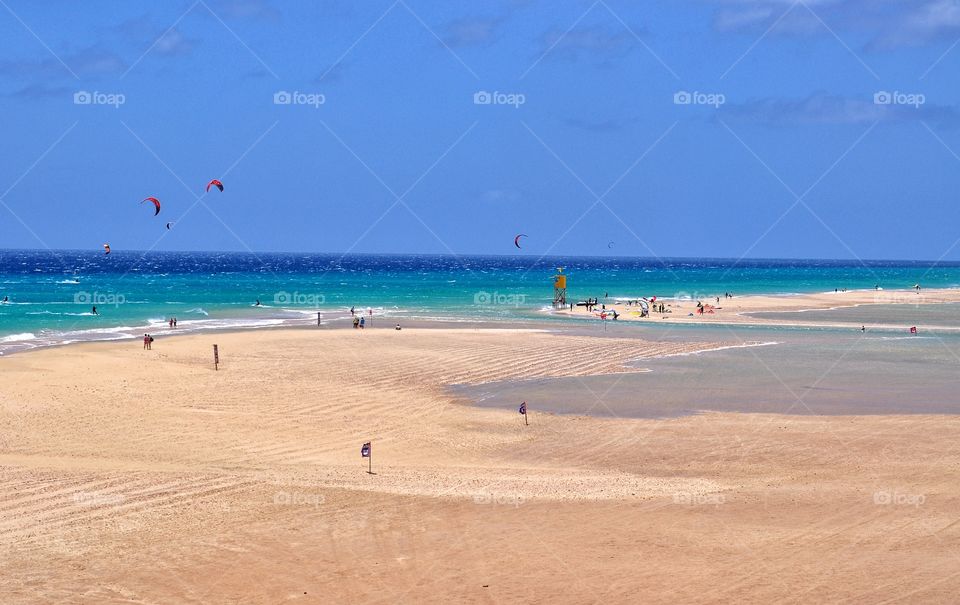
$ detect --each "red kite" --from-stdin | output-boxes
[206,179,223,193]
[141,197,161,216]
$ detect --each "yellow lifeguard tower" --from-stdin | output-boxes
[553,267,567,308]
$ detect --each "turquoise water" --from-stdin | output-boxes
[2,250,960,354]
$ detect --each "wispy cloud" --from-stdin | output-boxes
[538,24,640,62]
[707,0,960,50]
[153,29,197,56]
[212,0,281,21]
[442,16,505,47]
[718,91,960,127]
[0,45,127,79]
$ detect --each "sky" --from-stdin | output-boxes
[1,0,960,260]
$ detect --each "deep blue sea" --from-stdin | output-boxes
[2,249,960,354]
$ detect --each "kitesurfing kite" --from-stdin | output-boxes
[206,179,223,193]
[608,241,615,249]
[103,243,111,255]
[141,197,161,216]
[514,234,527,249]
[166,222,173,230]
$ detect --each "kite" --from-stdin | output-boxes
[141,197,161,216]
[166,222,173,230]
[514,234,527,249]
[206,179,223,193]
[608,241,615,249]
[103,243,111,255]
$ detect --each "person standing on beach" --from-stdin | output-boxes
[359,316,365,329]
[353,316,359,329]
[143,334,150,350]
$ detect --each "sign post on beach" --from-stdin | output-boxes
[361,441,372,474]
[213,344,219,370]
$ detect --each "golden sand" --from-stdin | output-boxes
[2,327,959,603]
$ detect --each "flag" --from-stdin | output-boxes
[361,442,371,457]
[519,401,526,415]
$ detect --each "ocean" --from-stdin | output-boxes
[2,249,960,355]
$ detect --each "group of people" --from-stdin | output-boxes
[167,318,178,328]
[142,333,154,350]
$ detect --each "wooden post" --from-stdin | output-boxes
[213,344,219,370]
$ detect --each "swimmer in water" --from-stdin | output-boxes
[255,299,261,306]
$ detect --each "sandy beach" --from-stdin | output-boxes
[2,326,960,603]
[556,287,960,330]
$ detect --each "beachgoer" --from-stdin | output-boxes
[861,325,865,332]
[92,306,98,315]
[395,323,401,330]
[169,318,174,329]
[173,318,177,328]
[148,335,154,349]
[353,316,359,329]
[255,299,261,306]
[359,316,365,329]
[350,306,355,316]
[143,334,150,350]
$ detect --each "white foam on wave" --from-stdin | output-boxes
[0,332,36,343]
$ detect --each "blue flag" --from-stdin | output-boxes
[361,442,371,457]
[519,401,526,415]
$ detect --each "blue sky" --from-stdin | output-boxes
[1,0,960,260]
